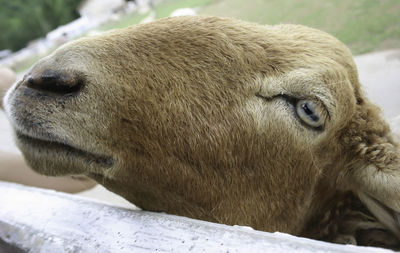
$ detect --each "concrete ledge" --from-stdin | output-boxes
[0,181,392,253]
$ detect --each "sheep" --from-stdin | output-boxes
[0,66,96,192]
[3,16,400,249]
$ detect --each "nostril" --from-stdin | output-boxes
[25,71,83,95]
[27,76,35,85]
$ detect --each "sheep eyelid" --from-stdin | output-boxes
[255,93,298,105]
[255,93,325,131]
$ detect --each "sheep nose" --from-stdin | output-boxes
[25,70,82,95]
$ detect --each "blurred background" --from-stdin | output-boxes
[1,0,400,73]
[0,0,399,206]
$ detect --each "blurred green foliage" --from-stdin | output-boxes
[0,0,82,51]
[199,0,400,54]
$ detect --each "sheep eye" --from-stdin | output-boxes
[296,100,324,128]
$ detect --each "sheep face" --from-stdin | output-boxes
[4,16,400,248]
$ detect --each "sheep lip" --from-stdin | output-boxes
[15,132,114,167]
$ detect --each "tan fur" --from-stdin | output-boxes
[4,16,400,249]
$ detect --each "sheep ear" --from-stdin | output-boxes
[353,164,400,210]
[357,190,400,239]
[352,164,400,239]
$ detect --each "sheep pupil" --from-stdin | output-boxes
[302,102,319,122]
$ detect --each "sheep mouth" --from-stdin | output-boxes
[15,131,114,167]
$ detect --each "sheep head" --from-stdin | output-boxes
[4,16,400,249]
